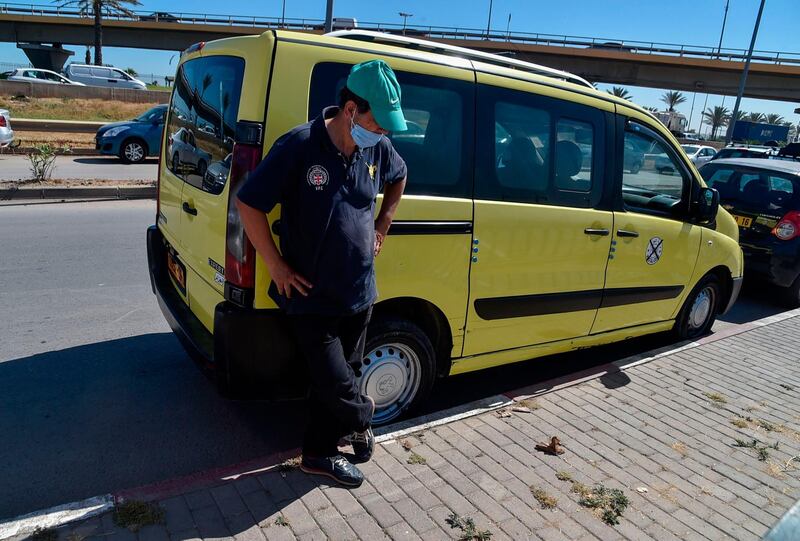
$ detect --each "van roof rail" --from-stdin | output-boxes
[325,29,594,89]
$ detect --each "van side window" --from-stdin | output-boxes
[476,84,605,208]
[622,122,689,216]
[165,55,245,195]
[308,62,474,199]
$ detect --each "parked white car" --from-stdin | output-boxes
[5,68,85,86]
[63,64,147,90]
[0,109,15,148]
[681,144,717,166]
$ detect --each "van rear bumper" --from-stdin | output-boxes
[146,225,307,400]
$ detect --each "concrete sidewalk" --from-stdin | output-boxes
[13,316,800,541]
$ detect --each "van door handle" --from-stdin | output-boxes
[617,229,639,238]
[584,228,610,236]
[182,202,198,216]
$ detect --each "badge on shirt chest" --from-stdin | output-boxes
[366,163,377,180]
[306,165,329,191]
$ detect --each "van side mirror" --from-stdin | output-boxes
[692,187,719,224]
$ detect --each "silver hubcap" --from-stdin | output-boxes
[125,143,144,162]
[688,286,715,331]
[358,342,421,425]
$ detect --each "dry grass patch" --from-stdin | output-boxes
[112,500,165,532]
[517,398,541,410]
[766,461,787,479]
[530,487,558,509]
[671,441,688,457]
[12,130,96,148]
[702,391,727,404]
[407,452,427,465]
[555,470,572,482]
[731,418,749,429]
[0,96,156,122]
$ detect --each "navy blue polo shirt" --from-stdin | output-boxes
[237,107,407,316]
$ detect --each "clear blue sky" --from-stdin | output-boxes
[1,0,798,131]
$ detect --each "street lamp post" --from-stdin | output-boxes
[324,0,334,33]
[485,0,493,39]
[281,0,286,28]
[399,12,413,35]
[725,0,766,145]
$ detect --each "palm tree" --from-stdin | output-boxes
[731,110,747,122]
[607,86,633,100]
[661,91,687,112]
[702,106,730,139]
[56,0,141,66]
[745,112,766,123]
[644,106,659,113]
[766,113,785,124]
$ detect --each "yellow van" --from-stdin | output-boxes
[147,30,743,425]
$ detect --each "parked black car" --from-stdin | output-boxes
[700,158,800,305]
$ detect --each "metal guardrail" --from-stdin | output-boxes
[1,1,799,66]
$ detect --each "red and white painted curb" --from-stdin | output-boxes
[3,307,800,539]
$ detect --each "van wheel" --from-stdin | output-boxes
[120,138,147,164]
[674,274,721,340]
[360,317,436,426]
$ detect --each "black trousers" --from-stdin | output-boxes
[288,306,374,457]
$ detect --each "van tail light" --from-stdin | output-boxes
[0,115,6,127]
[772,211,800,241]
[224,121,264,306]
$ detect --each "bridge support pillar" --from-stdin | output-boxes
[17,42,75,72]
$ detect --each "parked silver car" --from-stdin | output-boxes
[0,109,14,148]
[681,144,717,166]
[168,127,212,177]
[5,68,85,86]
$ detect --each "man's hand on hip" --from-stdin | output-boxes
[268,256,313,298]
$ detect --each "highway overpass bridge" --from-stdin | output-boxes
[1,3,798,103]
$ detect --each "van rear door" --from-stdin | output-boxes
[160,35,272,331]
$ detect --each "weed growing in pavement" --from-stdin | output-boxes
[555,470,572,482]
[731,418,749,429]
[407,452,427,465]
[577,484,630,526]
[780,384,795,391]
[400,439,414,451]
[277,456,301,472]
[569,481,592,497]
[758,420,777,432]
[518,399,540,410]
[30,527,58,541]
[530,487,558,509]
[703,391,727,404]
[445,512,493,540]
[112,500,165,532]
[27,143,66,183]
[274,515,289,527]
[732,438,779,462]
[671,442,688,457]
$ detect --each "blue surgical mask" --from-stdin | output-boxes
[350,114,383,149]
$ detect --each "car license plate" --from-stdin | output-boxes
[733,214,752,228]
[166,250,186,295]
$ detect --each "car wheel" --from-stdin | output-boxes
[674,274,721,340]
[781,276,800,308]
[120,139,147,164]
[630,162,641,174]
[359,317,437,426]
[196,159,207,177]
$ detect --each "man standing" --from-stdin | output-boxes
[235,60,407,487]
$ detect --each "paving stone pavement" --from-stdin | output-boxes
[25,317,800,540]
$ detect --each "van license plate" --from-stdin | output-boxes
[733,214,752,228]
[167,250,186,295]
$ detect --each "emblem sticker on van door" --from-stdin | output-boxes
[646,237,663,265]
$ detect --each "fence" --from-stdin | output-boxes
[0,79,169,103]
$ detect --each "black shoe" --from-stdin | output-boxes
[300,455,364,487]
[350,427,375,464]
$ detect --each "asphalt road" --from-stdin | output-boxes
[0,200,789,520]
[0,155,157,182]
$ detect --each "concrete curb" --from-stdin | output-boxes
[0,186,156,202]
[2,309,799,539]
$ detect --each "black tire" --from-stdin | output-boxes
[119,138,148,164]
[781,275,800,308]
[674,274,722,340]
[630,162,641,174]
[361,317,437,426]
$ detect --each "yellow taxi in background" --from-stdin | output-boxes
[147,30,743,425]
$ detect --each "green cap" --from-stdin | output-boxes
[346,60,407,132]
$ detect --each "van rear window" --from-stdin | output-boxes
[165,55,245,195]
[703,165,799,214]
